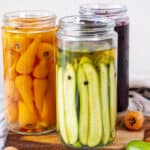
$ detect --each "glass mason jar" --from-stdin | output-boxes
[56,15,117,148]
[80,3,129,112]
[2,10,57,135]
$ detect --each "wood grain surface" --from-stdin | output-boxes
[5,114,150,150]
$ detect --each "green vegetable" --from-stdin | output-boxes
[99,62,110,144]
[57,67,68,143]
[83,63,102,147]
[109,61,117,138]
[77,64,89,145]
[79,56,92,65]
[56,65,59,131]
[57,49,117,148]
[126,140,150,150]
[64,64,78,144]
[73,141,82,148]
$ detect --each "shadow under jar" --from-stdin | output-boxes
[2,10,57,135]
[57,15,117,148]
[80,3,129,112]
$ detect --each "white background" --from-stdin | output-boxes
[0,0,149,87]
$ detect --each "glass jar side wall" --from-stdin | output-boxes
[2,25,57,135]
[115,22,129,112]
[56,37,117,148]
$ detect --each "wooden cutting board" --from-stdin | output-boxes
[5,114,150,150]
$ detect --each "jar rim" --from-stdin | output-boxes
[58,15,115,37]
[3,10,56,30]
[79,3,127,16]
[59,15,115,27]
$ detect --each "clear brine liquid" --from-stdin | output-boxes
[57,48,117,148]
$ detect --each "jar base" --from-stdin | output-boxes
[62,139,115,150]
[7,124,56,135]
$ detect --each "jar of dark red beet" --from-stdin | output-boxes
[80,3,129,112]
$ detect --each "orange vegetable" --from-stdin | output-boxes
[5,100,18,123]
[124,111,144,131]
[41,28,57,43]
[2,31,13,50]
[27,33,41,40]
[16,36,40,74]
[5,49,19,65]
[5,79,20,102]
[35,42,56,128]
[37,42,53,60]
[33,59,48,78]
[15,75,36,114]
[5,65,17,80]
[33,79,48,114]
[40,88,56,127]
[9,34,30,53]
[18,100,38,127]
[4,51,19,79]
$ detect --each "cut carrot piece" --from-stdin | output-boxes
[2,31,12,50]
[9,34,30,53]
[37,42,53,60]
[6,65,17,80]
[27,33,41,40]
[33,79,48,114]
[16,37,41,74]
[5,100,18,123]
[18,101,38,127]
[41,28,57,43]
[41,86,56,127]
[4,51,19,79]
[33,59,48,78]
[5,79,20,102]
[15,75,36,114]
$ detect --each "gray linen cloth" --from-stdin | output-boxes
[129,75,150,116]
[0,93,8,150]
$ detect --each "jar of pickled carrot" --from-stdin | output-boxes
[2,10,57,135]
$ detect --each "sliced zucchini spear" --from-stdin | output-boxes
[56,65,59,131]
[99,62,110,144]
[77,65,89,145]
[79,56,92,65]
[109,61,117,138]
[83,63,102,147]
[57,67,68,143]
[64,64,78,144]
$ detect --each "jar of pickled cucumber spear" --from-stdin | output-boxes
[2,10,57,135]
[56,15,117,148]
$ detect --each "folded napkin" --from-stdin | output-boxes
[0,112,8,150]
[129,74,150,116]
[0,97,8,150]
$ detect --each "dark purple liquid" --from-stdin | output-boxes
[115,23,129,112]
